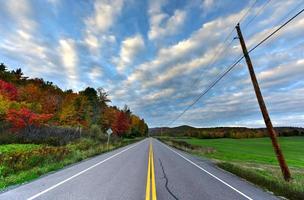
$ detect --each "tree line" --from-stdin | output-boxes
[0,63,148,144]
[150,125,304,139]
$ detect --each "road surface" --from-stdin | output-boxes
[0,138,279,200]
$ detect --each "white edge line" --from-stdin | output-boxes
[156,139,253,200]
[27,139,145,200]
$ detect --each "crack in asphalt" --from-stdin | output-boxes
[158,159,179,200]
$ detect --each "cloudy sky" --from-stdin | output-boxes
[0,0,303,128]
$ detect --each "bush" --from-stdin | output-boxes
[161,139,216,154]
[67,138,97,151]
[0,121,23,144]
[89,124,106,141]
[0,146,69,176]
[21,126,81,145]
[0,131,23,144]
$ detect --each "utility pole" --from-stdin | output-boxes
[236,23,291,181]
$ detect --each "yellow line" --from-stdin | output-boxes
[146,140,157,200]
[151,142,157,200]
[145,142,151,200]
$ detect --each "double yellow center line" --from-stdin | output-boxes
[145,140,157,200]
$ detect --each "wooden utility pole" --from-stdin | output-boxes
[236,23,291,181]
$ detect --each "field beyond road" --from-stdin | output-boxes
[177,136,304,168]
[160,136,304,200]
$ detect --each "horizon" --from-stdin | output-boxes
[149,125,304,129]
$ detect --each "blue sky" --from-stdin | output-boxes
[0,0,303,128]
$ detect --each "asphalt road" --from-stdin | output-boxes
[0,138,279,200]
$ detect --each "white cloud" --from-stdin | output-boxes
[127,0,302,92]
[1,0,303,127]
[47,0,60,6]
[114,34,145,73]
[254,59,304,88]
[59,39,79,88]
[89,66,103,81]
[84,0,123,53]
[112,0,304,127]
[0,1,61,77]
[126,8,245,87]
[202,0,214,10]
[84,34,99,51]
[86,0,124,33]
[4,0,35,31]
[144,88,175,101]
[148,0,186,41]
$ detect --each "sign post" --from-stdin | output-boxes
[106,128,113,150]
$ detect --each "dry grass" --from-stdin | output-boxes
[218,162,304,200]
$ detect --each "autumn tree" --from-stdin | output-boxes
[58,93,90,127]
[58,93,77,125]
[0,80,18,120]
[100,106,118,131]
[18,83,42,103]
[6,108,53,133]
[74,95,91,127]
[97,87,111,109]
[0,63,6,71]
[12,68,23,80]
[112,111,130,137]
[0,80,18,100]
[130,115,148,137]
[79,87,99,124]
[0,63,149,140]
[40,94,61,114]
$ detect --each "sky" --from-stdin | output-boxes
[0,0,303,128]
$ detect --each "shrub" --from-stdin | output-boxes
[89,124,106,141]
[0,146,69,176]
[67,138,97,151]
[21,126,81,145]
[161,139,216,154]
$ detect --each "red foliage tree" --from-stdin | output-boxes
[112,111,130,136]
[0,80,18,100]
[6,108,53,132]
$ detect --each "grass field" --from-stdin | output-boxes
[176,136,304,168]
[0,144,41,154]
[160,136,304,200]
[0,138,141,190]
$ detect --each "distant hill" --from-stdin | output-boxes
[149,126,304,139]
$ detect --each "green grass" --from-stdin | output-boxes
[160,136,304,200]
[176,136,304,168]
[218,162,304,200]
[0,138,141,191]
[0,144,41,154]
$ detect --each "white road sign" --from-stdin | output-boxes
[106,128,113,135]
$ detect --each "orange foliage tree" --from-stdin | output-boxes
[112,111,130,136]
[0,80,18,100]
[6,108,53,132]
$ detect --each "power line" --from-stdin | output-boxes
[162,1,260,126]
[184,0,259,99]
[243,0,272,29]
[189,38,235,88]
[247,0,304,50]
[166,7,304,127]
[239,0,259,23]
[249,7,304,53]
[168,54,244,126]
